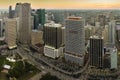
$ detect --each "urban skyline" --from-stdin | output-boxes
[0,1,120,80]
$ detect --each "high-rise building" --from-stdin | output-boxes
[32,14,39,29]
[117,30,120,42]
[65,17,85,66]
[31,30,44,45]
[36,9,45,26]
[110,48,117,69]
[102,25,109,44]
[104,44,118,69]
[44,22,62,59]
[0,19,3,37]
[108,20,116,44]
[90,36,104,68]
[116,24,120,42]
[4,18,17,49]
[15,3,31,45]
[61,27,65,46]
[31,16,34,29]
[85,25,95,40]
[31,10,39,29]
[9,5,14,18]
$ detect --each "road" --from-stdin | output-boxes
[2,45,120,80]
[16,47,78,80]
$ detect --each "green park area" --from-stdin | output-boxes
[0,56,40,80]
[40,73,61,80]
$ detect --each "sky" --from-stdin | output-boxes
[0,0,120,9]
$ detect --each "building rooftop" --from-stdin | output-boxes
[67,17,82,20]
[44,21,62,28]
[104,44,115,48]
[90,35,103,39]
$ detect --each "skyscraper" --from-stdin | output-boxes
[85,25,95,40]
[90,36,104,68]
[36,9,45,26]
[32,14,39,29]
[104,44,118,69]
[9,5,14,18]
[110,48,118,69]
[116,18,120,42]
[108,20,116,44]
[65,17,85,66]
[0,19,3,37]
[4,18,17,49]
[102,25,109,44]
[31,30,44,45]
[15,3,31,45]
[44,22,62,59]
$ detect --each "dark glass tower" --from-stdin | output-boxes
[36,9,45,26]
[9,5,14,18]
[90,36,104,68]
[44,23,62,59]
[44,24,62,49]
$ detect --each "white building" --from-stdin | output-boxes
[15,3,31,45]
[4,18,17,49]
[65,17,85,66]
[110,48,117,69]
[108,20,116,44]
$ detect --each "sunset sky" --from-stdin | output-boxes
[0,0,120,9]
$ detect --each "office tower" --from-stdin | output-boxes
[36,9,45,26]
[0,19,3,37]
[102,25,109,44]
[31,30,44,45]
[116,17,120,42]
[104,44,118,69]
[85,25,95,40]
[9,5,14,18]
[117,30,120,42]
[44,22,62,59]
[4,18,17,49]
[15,3,31,45]
[103,54,110,68]
[45,12,54,23]
[116,24,120,42]
[90,36,104,68]
[108,20,116,44]
[61,27,65,46]
[32,14,39,29]
[89,17,95,26]
[31,16,34,29]
[65,17,85,66]
[110,48,117,69]
[31,10,39,29]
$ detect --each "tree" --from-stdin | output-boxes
[40,73,61,80]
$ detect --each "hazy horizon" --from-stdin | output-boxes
[0,0,120,9]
